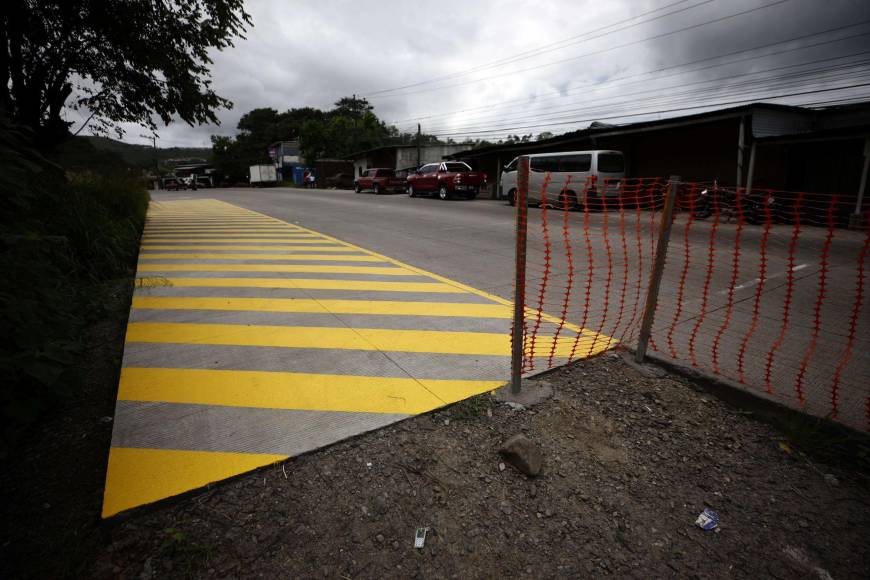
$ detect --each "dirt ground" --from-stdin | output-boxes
[27,349,861,579]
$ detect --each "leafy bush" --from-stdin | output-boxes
[0,116,148,456]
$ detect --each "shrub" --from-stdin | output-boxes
[0,116,149,456]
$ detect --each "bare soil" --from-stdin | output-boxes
[70,352,870,579]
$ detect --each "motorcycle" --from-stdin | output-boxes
[690,183,772,225]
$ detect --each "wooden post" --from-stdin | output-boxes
[511,156,530,393]
[736,117,745,188]
[854,136,869,216]
[635,176,679,363]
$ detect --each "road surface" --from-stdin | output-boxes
[150,186,868,430]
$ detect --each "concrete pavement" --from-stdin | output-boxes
[145,187,868,431]
[103,198,611,517]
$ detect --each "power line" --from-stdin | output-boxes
[401,53,870,133]
[410,53,870,133]
[420,82,870,138]
[415,74,870,136]
[364,0,714,95]
[426,71,870,135]
[436,93,870,141]
[367,0,793,99]
[389,24,870,128]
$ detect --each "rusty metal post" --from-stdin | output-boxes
[510,156,530,393]
[635,175,679,363]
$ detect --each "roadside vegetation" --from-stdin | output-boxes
[0,117,148,457]
[1,0,255,459]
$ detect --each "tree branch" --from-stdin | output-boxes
[71,108,98,136]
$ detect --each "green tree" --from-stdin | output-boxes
[1,0,251,145]
[214,97,397,169]
[332,96,373,119]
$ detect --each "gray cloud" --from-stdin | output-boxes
[73,0,870,147]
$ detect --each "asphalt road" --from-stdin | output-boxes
[150,187,868,430]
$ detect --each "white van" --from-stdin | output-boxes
[501,150,625,207]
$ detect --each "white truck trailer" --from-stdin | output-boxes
[249,164,278,186]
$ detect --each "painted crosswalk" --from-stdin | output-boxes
[102,199,612,517]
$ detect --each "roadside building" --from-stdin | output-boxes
[448,101,870,220]
[269,140,303,182]
[349,144,469,177]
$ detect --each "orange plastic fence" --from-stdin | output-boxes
[514,176,869,431]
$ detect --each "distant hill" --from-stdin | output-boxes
[83,136,212,169]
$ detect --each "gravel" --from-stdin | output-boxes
[80,352,870,579]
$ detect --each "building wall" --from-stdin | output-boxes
[353,158,370,177]
[598,118,741,183]
[396,145,469,169]
[316,159,353,179]
[354,145,469,175]
[453,106,870,202]
[757,138,865,194]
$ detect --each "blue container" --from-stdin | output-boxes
[292,166,306,184]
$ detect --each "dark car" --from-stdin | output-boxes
[324,173,355,189]
[354,168,407,194]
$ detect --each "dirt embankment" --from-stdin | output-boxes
[82,353,869,579]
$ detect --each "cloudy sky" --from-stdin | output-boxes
[83,0,870,148]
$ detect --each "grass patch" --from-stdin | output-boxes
[449,392,494,421]
[0,117,148,457]
[160,527,214,578]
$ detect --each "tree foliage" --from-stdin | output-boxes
[1,0,251,145]
[211,97,401,182]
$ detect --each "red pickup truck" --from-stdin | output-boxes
[406,161,487,200]
[354,168,406,194]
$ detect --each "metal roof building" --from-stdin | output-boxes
[448,101,870,218]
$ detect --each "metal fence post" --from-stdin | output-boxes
[635,175,680,363]
[510,156,530,393]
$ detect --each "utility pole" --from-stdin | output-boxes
[416,123,421,168]
[141,134,158,189]
[141,133,157,169]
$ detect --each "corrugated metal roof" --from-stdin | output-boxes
[447,101,870,159]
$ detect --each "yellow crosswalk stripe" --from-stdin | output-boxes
[125,322,602,357]
[138,253,382,262]
[118,367,502,414]
[142,277,467,293]
[140,238,342,244]
[103,448,286,518]
[143,229,306,234]
[140,245,356,251]
[132,296,512,318]
[136,263,417,275]
[142,234,325,239]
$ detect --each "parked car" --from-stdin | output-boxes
[161,174,205,190]
[354,168,407,194]
[501,150,626,208]
[406,161,487,200]
[324,173,355,189]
